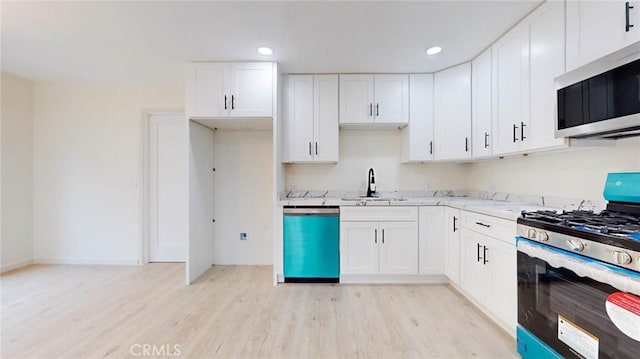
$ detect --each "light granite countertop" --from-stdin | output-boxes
[278,190,604,221]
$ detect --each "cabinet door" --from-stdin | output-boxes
[488,237,517,335]
[378,221,418,275]
[285,75,314,162]
[434,63,472,160]
[460,230,491,306]
[527,0,567,151]
[566,0,640,72]
[443,207,461,284]
[229,63,273,117]
[418,206,444,275]
[313,75,339,162]
[374,75,409,124]
[340,222,378,275]
[339,75,375,124]
[186,63,229,118]
[405,74,434,161]
[472,48,493,158]
[492,23,529,155]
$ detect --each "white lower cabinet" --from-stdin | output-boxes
[340,207,418,276]
[443,207,461,284]
[418,206,445,275]
[459,212,517,335]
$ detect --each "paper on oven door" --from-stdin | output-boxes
[518,240,640,296]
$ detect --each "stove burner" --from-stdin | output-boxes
[521,208,640,241]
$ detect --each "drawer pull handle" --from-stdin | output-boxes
[475,222,491,228]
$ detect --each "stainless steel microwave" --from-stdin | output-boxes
[555,41,640,139]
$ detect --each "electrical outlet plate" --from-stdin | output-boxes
[240,233,247,240]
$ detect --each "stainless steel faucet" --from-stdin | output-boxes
[367,168,377,197]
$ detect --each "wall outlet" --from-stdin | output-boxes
[240,232,247,241]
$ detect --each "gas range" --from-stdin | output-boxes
[517,194,640,273]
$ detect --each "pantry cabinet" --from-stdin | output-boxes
[339,74,409,125]
[186,62,273,118]
[566,0,640,72]
[340,207,418,275]
[433,63,472,160]
[443,207,461,284]
[284,75,339,163]
[471,48,493,159]
[401,74,434,162]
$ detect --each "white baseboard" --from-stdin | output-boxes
[0,258,34,273]
[33,257,139,266]
[339,274,448,284]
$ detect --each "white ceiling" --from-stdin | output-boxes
[1,1,542,84]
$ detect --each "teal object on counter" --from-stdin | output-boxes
[603,172,640,203]
[283,207,339,281]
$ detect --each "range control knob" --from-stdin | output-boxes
[537,231,549,242]
[612,251,632,265]
[566,239,585,252]
[527,228,537,239]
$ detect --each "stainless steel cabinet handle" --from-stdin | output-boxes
[477,243,482,262]
[465,137,469,152]
[513,124,518,143]
[315,142,318,155]
[520,121,527,141]
[308,142,312,155]
[369,103,373,117]
[231,95,235,110]
[453,216,458,232]
[429,141,433,155]
[627,2,635,32]
[475,222,491,228]
[224,95,228,110]
[376,103,379,116]
[374,228,378,244]
[382,229,385,244]
[483,246,489,265]
[484,132,489,148]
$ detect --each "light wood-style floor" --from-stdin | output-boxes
[1,264,517,358]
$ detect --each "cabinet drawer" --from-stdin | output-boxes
[460,211,516,244]
[340,206,418,222]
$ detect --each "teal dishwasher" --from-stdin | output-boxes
[283,206,339,283]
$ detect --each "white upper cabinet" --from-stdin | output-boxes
[492,22,529,155]
[186,62,273,119]
[434,63,472,160]
[284,75,339,163]
[566,0,640,72]
[471,48,493,159]
[526,0,567,151]
[339,74,409,125]
[402,74,434,162]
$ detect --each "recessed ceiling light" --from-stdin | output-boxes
[258,47,273,56]
[426,46,442,55]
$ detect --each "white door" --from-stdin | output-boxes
[186,64,229,118]
[492,23,529,155]
[527,1,567,151]
[443,207,461,284]
[286,75,314,162]
[313,75,339,162]
[566,0,640,72]
[340,221,378,275]
[489,237,517,334]
[229,62,273,117]
[374,75,409,124]
[434,63,472,160]
[149,114,189,262]
[407,74,434,161]
[459,230,491,305]
[339,75,374,124]
[187,121,215,284]
[472,48,493,158]
[378,221,418,275]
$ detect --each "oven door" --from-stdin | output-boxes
[517,238,640,359]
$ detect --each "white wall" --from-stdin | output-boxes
[467,138,640,201]
[213,130,273,265]
[285,129,469,192]
[1,72,34,271]
[32,82,183,264]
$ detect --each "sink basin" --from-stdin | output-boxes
[341,197,407,202]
